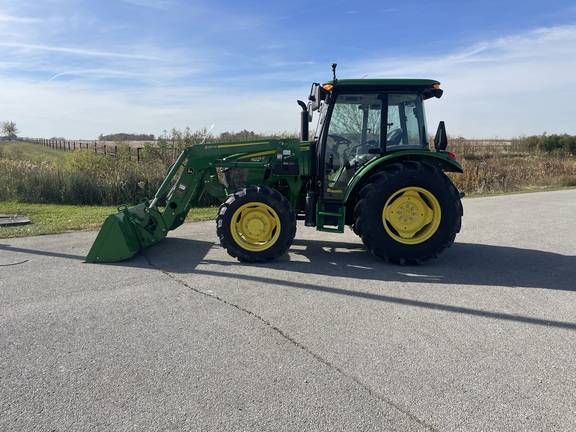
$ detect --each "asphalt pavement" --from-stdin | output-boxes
[1,189,575,431]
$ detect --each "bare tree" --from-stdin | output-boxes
[1,121,19,138]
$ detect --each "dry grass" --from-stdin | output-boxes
[447,139,576,196]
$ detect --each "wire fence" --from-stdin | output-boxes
[26,138,148,161]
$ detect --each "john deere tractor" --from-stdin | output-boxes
[86,66,463,265]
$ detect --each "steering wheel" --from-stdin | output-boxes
[328,134,352,145]
[345,140,378,169]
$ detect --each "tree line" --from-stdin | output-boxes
[157,128,297,144]
[512,133,576,155]
[98,132,155,141]
[92,129,297,143]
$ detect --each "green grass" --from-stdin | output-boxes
[0,140,67,162]
[0,200,219,238]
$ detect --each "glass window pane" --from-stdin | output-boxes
[323,94,381,194]
[387,94,426,150]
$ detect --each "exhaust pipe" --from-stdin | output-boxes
[298,100,309,141]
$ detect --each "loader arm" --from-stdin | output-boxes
[85,139,304,263]
[85,148,210,263]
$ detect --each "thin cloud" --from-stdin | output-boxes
[428,26,576,137]
[0,42,156,60]
[0,13,42,24]
[349,25,576,81]
[120,0,175,9]
[48,69,140,82]
[2,0,576,140]
[337,25,576,138]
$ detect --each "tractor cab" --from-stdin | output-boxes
[303,77,453,233]
[308,79,444,202]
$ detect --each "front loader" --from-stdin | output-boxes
[86,66,463,265]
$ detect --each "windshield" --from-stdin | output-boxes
[321,92,428,200]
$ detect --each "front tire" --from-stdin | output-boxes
[216,185,296,262]
[354,161,462,264]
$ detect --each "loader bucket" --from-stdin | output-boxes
[85,203,165,263]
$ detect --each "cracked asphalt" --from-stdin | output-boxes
[1,189,575,431]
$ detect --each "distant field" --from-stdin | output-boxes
[0,140,67,161]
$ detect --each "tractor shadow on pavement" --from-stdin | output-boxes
[146,236,576,332]
[285,238,576,292]
[147,236,576,293]
[0,242,87,262]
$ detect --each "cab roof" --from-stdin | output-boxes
[323,78,442,99]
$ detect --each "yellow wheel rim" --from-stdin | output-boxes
[230,202,281,252]
[383,187,441,245]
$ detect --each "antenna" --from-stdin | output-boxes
[201,124,215,144]
[331,63,338,84]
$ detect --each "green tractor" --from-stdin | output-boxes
[86,66,463,265]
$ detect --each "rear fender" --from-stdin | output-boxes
[343,150,463,204]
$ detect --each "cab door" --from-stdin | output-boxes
[321,92,382,201]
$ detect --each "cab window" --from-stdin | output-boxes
[386,93,427,149]
[323,94,381,196]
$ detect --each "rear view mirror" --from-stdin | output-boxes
[434,121,448,151]
[309,83,329,111]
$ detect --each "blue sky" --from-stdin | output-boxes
[2,0,576,140]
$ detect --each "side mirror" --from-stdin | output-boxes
[434,121,448,151]
[309,83,329,111]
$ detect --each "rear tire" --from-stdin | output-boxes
[354,161,462,264]
[216,185,296,262]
